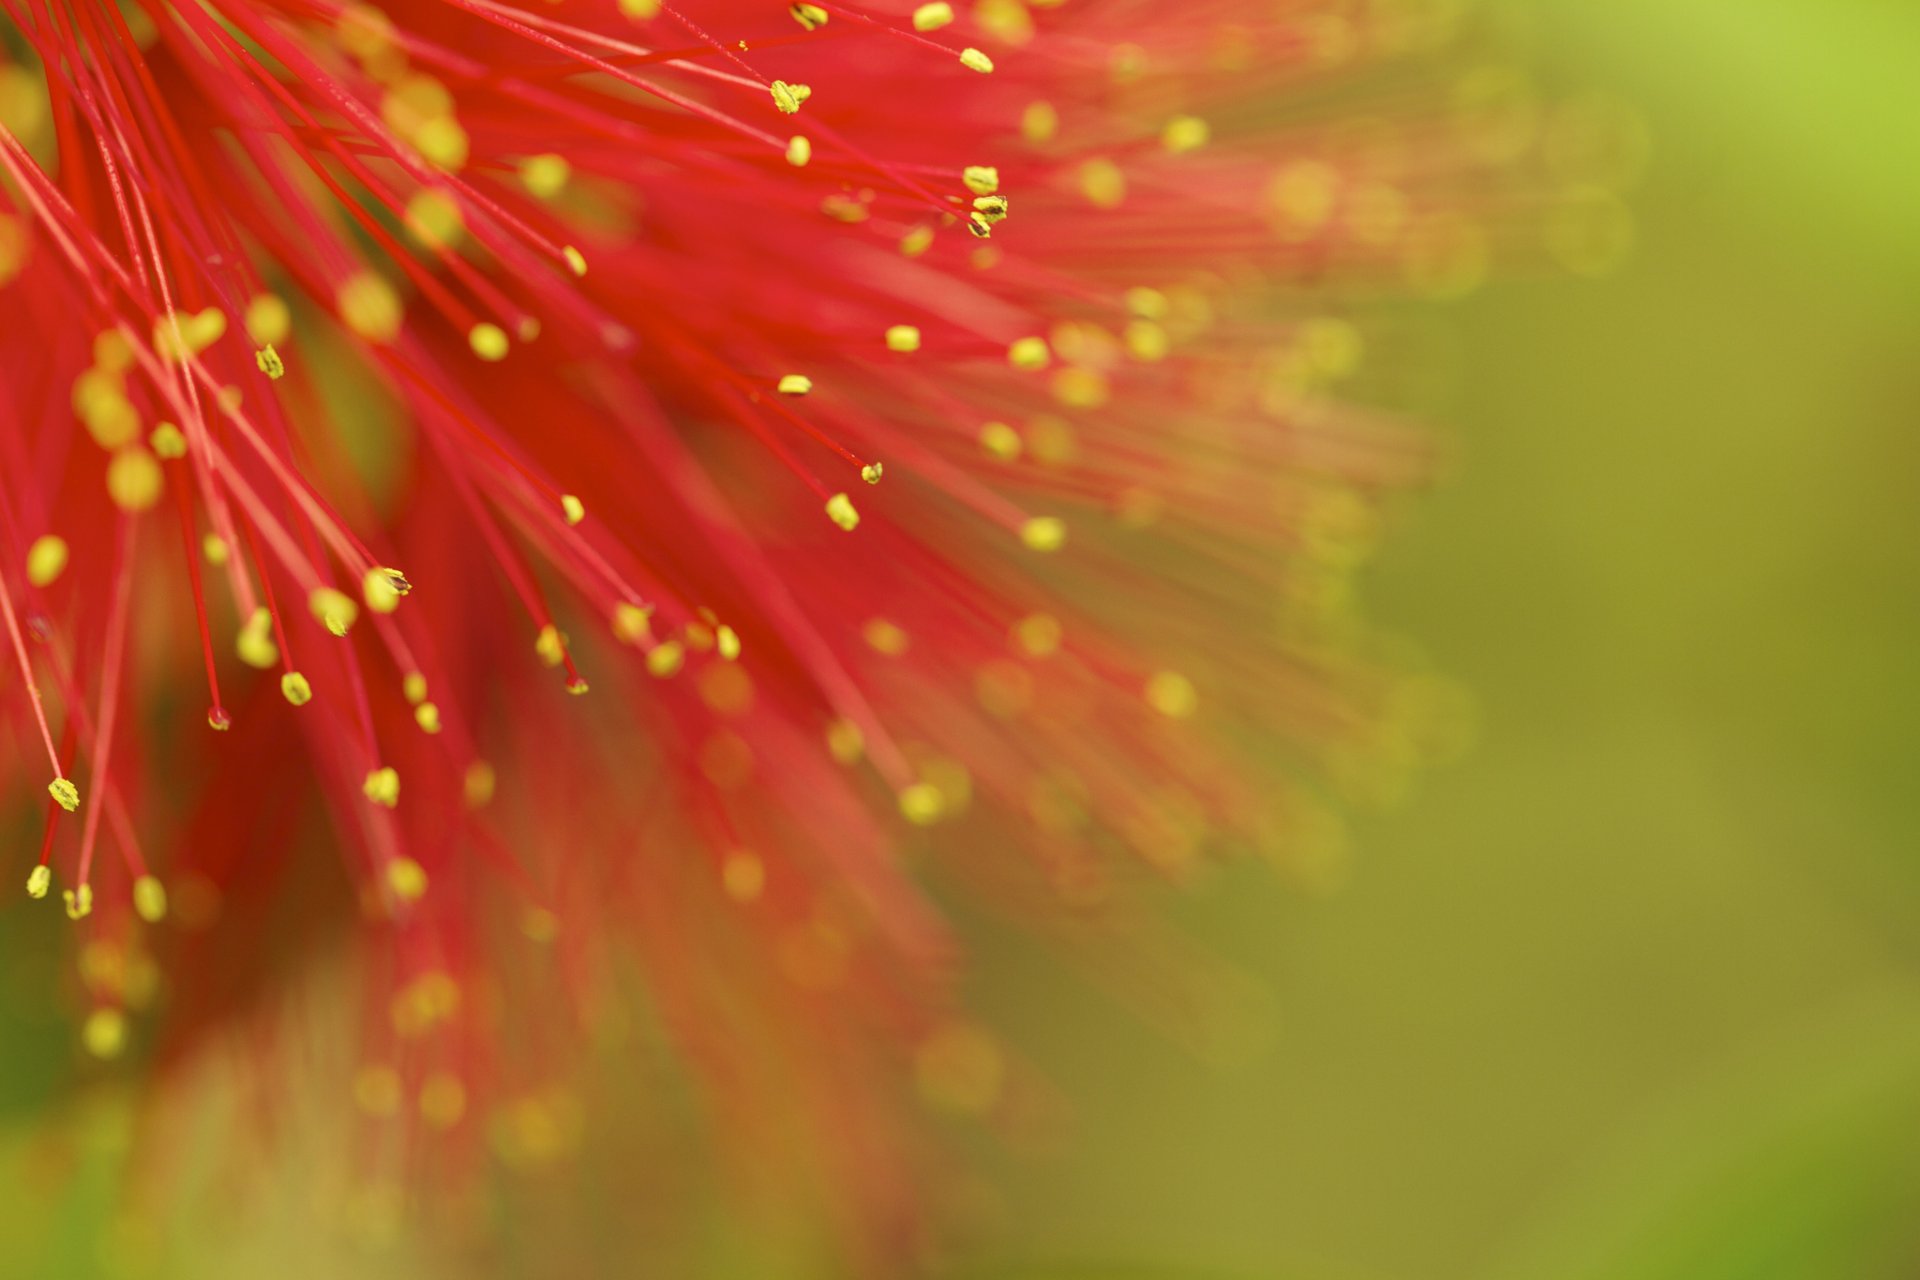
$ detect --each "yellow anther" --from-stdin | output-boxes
[357,569,402,616]
[1124,286,1170,319]
[912,2,954,30]
[354,1064,402,1117]
[824,492,860,531]
[521,907,559,943]
[979,421,1022,460]
[235,614,270,675]
[281,671,313,706]
[1020,516,1066,552]
[1013,612,1062,657]
[962,165,1000,196]
[716,625,741,660]
[617,0,660,17]
[152,306,227,362]
[1007,335,1050,369]
[519,317,542,342]
[898,782,946,826]
[1080,157,1127,208]
[1021,99,1058,143]
[770,80,807,114]
[413,116,470,170]
[977,0,1033,42]
[420,1072,466,1129]
[1145,670,1199,719]
[885,324,921,353]
[777,374,813,395]
[785,135,812,167]
[864,618,909,655]
[245,293,291,345]
[562,245,588,277]
[1052,366,1111,409]
[612,602,653,644]
[561,493,586,525]
[26,535,67,588]
[1124,319,1170,361]
[149,422,187,459]
[406,188,466,248]
[899,225,935,257]
[860,462,884,485]
[64,884,92,920]
[519,152,571,198]
[208,707,231,731]
[534,624,566,667]
[959,47,994,73]
[403,673,428,704]
[49,777,79,812]
[104,448,162,513]
[92,329,133,373]
[72,369,138,449]
[27,866,50,899]
[1162,114,1211,153]
[133,875,167,924]
[415,701,442,733]
[789,3,828,30]
[468,322,509,361]
[216,385,244,414]
[646,640,685,678]
[825,717,864,764]
[721,850,766,903]
[386,856,427,902]
[464,761,495,808]
[331,278,401,352]
[83,1007,126,1059]
[309,586,360,637]
[565,675,590,696]
[363,767,401,808]
[973,194,1010,224]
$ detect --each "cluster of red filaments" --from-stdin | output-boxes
[0,0,1582,1249]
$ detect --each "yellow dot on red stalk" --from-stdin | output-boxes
[281,672,313,706]
[1020,516,1066,552]
[959,47,994,73]
[309,586,359,637]
[106,448,163,512]
[1145,670,1198,719]
[364,767,401,808]
[468,322,509,361]
[561,493,586,525]
[885,325,921,353]
[26,535,67,587]
[777,374,813,395]
[83,1007,126,1059]
[337,271,402,343]
[386,856,427,901]
[785,135,812,167]
[1007,336,1050,369]
[912,2,953,30]
[562,245,588,277]
[825,492,860,531]
[133,875,167,924]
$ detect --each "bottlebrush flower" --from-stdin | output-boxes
[0,0,1602,1266]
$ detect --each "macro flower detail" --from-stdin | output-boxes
[0,0,1604,1264]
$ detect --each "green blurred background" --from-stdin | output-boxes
[8,0,1920,1275]
[959,1,1920,1277]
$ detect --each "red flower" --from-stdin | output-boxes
[0,0,1557,1262]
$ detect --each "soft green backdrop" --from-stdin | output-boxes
[960,1,1920,1277]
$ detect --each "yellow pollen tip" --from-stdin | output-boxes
[82,1007,125,1059]
[337,271,403,343]
[49,778,78,812]
[565,675,590,696]
[133,875,167,924]
[722,850,766,902]
[26,534,68,588]
[562,245,587,277]
[979,421,1022,460]
[612,601,653,645]
[468,322,509,361]
[245,293,291,345]
[105,448,163,512]
[1145,670,1199,719]
[362,568,403,614]
[646,640,685,678]
[415,701,442,733]
[26,866,50,899]
[237,609,278,669]
[959,47,995,74]
[825,492,860,532]
[64,884,92,921]
[1007,336,1051,369]
[777,374,813,395]
[1162,115,1211,153]
[404,673,429,704]
[363,767,401,808]
[1020,516,1066,551]
[860,462,884,485]
[255,344,285,379]
[898,783,946,826]
[309,586,360,637]
[534,624,567,668]
[786,134,812,167]
[561,493,586,525]
[789,3,828,30]
[716,625,741,661]
[386,856,428,902]
[149,422,187,459]
[519,152,571,198]
[885,324,921,353]
[962,165,1000,196]
[913,3,954,31]
[770,80,808,114]
[900,225,935,257]
[202,533,230,565]
[281,672,313,706]
[464,761,496,808]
